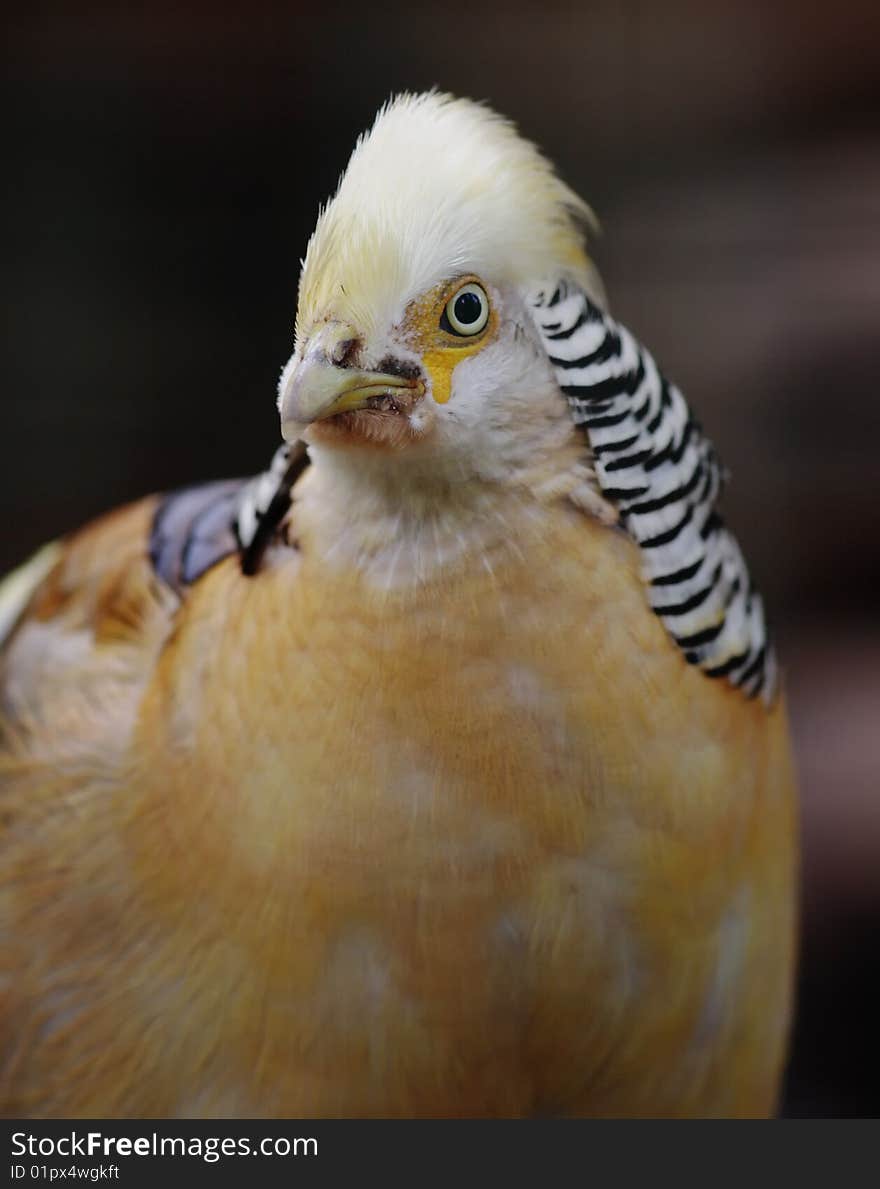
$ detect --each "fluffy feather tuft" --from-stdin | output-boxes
[296,91,599,342]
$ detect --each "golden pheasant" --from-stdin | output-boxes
[0,92,797,1118]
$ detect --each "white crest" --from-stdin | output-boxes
[296,91,601,342]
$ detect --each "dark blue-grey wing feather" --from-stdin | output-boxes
[149,442,310,592]
[149,480,244,591]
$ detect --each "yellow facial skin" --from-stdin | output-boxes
[400,275,499,406]
[292,276,499,451]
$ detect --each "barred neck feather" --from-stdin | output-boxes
[532,283,776,703]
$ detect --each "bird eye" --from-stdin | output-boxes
[442,282,490,337]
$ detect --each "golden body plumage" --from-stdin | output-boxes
[1,482,796,1116]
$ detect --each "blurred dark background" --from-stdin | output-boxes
[4,1,878,1116]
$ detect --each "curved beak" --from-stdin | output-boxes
[278,324,423,442]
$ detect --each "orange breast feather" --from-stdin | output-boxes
[0,497,797,1117]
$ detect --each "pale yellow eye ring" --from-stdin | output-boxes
[443,282,490,337]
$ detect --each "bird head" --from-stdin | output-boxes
[277,92,603,481]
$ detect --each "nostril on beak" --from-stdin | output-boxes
[330,338,359,367]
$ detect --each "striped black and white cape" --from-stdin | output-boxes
[532,280,774,702]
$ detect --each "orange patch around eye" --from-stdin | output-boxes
[403,277,497,406]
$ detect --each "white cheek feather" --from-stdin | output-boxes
[430,294,576,488]
[407,407,432,435]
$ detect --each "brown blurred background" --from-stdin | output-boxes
[4,1,879,1115]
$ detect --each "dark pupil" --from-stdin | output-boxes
[454,291,483,326]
